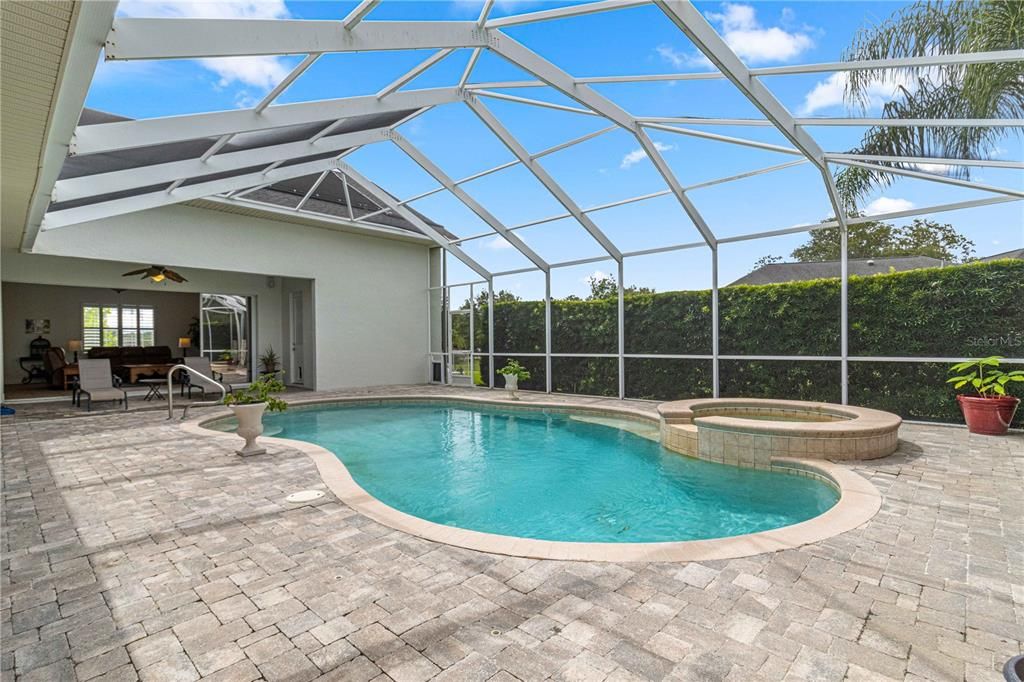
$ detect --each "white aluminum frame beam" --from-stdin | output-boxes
[258,53,321,114]
[474,90,596,117]
[718,196,1021,244]
[342,0,380,30]
[104,19,487,60]
[638,122,806,155]
[211,193,434,243]
[824,153,1024,170]
[654,1,849,227]
[352,125,618,225]
[42,154,359,230]
[477,0,496,27]
[295,170,329,210]
[21,1,119,252]
[488,32,718,247]
[54,127,389,202]
[390,131,550,271]
[463,49,1024,88]
[459,48,482,87]
[797,118,1022,128]
[465,95,624,261]
[341,174,355,220]
[71,87,461,155]
[454,158,808,244]
[486,0,650,28]
[641,116,1024,128]
[833,159,1024,199]
[377,49,455,99]
[336,162,493,281]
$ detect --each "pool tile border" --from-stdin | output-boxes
[182,394,882,563]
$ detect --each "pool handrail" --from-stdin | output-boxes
[166,364,227,420]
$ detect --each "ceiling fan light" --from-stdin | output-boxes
[151,273,166,282]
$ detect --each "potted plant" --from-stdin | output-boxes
[222,375,288,455]
[498,359,531,400]
[259,346,281,376]
[947,356,1023,435]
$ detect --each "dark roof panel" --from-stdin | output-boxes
[49,108,439,237]
[729,256,946,286]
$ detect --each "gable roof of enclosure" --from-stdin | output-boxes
[18,0,1024,283]
[54,108,448,237]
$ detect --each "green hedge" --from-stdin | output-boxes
[475,260,1024,425]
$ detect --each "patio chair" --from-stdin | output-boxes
[182,357,234,398]
[77,359,128,411]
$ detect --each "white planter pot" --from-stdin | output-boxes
[230,403,268,456]
[502,373,519,400]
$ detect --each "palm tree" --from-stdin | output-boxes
[834,0,1023,207]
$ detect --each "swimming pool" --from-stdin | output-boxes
[209,402,839,544]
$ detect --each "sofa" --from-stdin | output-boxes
[86,346,180,382]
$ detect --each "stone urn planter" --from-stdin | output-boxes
[502,373,519,400]
[230,402,268,456]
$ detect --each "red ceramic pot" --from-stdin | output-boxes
[957,394,1020,435]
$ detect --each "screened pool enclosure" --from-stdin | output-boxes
[39,0,1023,414]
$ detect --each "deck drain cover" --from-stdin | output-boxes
[286,490,324,503]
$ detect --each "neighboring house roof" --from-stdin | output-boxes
[979,248,1024,261]
[50,108,449,238]
[730,256,946,286]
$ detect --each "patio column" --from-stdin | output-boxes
[488,281,495,389]
[841,224,849,404]
[444,252,452,386]
[469,283,475,388]
[711,246,720,398]
[545,270,552,394]
[617,260,625,400]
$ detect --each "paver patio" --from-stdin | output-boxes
[2,385,1022,681]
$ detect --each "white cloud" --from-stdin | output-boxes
[865,197,915,216]
[117,0,292,89]
[798,59,949,115]
[484,235,513,250]
[620,141,674,170]
[117,0,288,19]
[656,4,814,71]
[706,4,814,64]
[799,72,913,116]
[655,45,687,69]
[201,56,292,89]
[583,270,610,285]
[233,90,259,109]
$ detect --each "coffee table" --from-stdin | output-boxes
[123,364,174,384]
[139,378,166,402]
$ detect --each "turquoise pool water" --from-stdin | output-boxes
[211,403,839,543]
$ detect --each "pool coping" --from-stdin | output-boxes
[181,393,882,563]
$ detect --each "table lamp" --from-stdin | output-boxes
[67,339,82,363]
[178,337,192,357]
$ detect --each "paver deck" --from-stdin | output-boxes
[2,385,1022,681]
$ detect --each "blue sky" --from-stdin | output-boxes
[87,0,1023,298]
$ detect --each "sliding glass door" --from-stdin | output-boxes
[200,294,252,383]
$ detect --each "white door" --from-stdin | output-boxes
[289,290,304,385]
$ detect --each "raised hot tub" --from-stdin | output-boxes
[658,398,901,468]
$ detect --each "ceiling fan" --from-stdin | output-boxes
[122,265,188,283]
